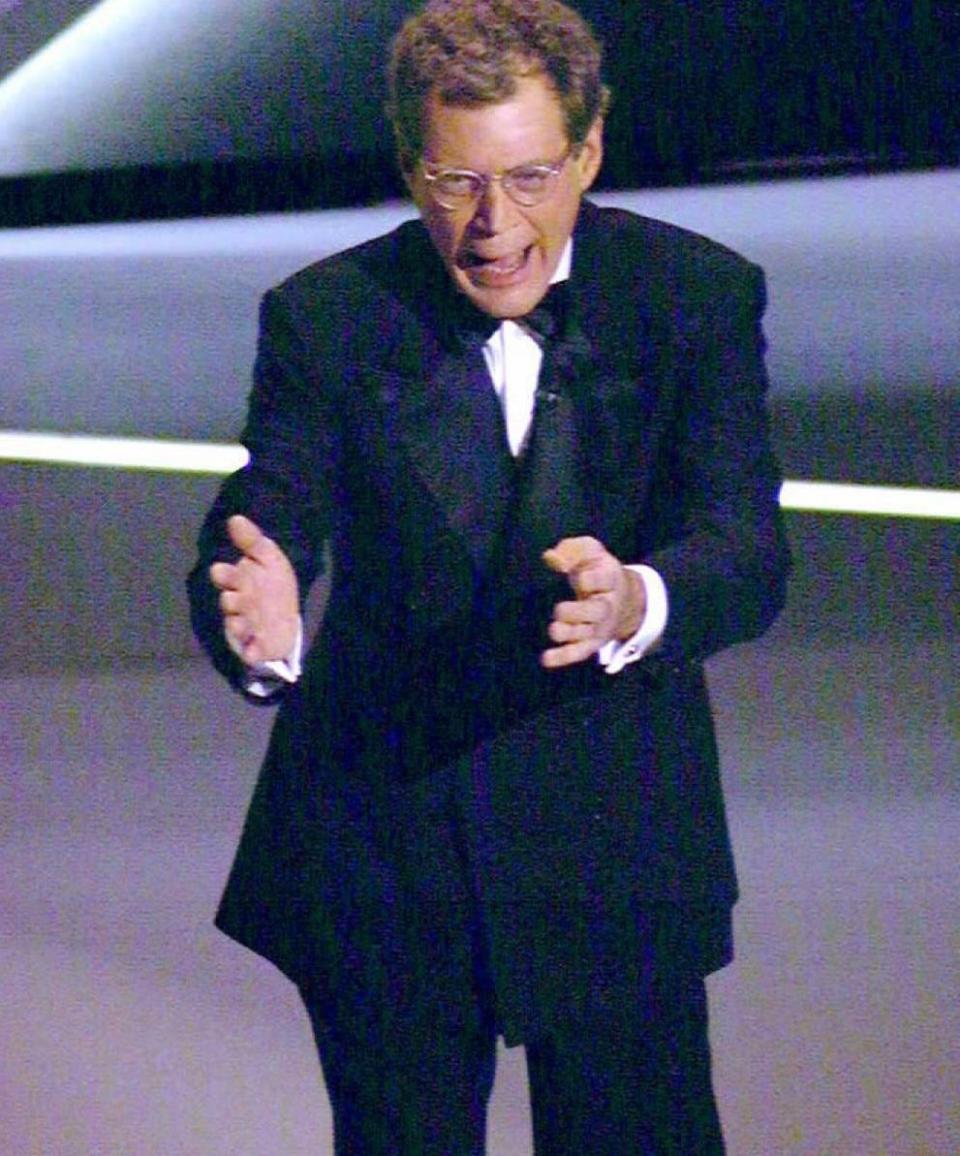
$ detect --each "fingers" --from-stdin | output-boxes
[209,560,238,591]
[541,536,635,669]
[541,637,604,669]
[210,515,287,591]
[208,517,272,592]
[217,586,273,666]
[547,596,611,636]
[216,580,256,638]
[226,624,267,666]
[224,613,253,652]
[541,593,615,668]
[216,588,245,614]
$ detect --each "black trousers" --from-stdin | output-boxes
[299,969,724,1155]
[296,771,725,1154]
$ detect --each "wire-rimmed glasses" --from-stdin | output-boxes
[422,147,573,211]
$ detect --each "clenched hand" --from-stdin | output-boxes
[540,536,646,669]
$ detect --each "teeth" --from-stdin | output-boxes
[472,250,525,274]
[492,252,524,273]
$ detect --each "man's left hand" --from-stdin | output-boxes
[540,536,646,669]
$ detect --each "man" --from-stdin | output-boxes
[188,1,790,1152]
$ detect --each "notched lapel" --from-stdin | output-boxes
[370,347,513,572]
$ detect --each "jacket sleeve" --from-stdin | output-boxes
[645,258,791,667]
[186,286,338,699]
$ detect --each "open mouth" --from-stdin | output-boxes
[459,245,533,280]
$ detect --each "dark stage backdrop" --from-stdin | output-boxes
[0,0,958,225]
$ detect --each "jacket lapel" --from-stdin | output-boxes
[392,342,513,572]
[352,225,514,572]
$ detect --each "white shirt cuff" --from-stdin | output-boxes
[598,565,669,674]
[238,619,304,698]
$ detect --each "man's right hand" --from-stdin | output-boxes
[209,515,299,666]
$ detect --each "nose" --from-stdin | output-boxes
[471,176,513,235]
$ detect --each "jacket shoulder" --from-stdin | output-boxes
[258,220,448,371]
[577,201,763,290]
[270,218,432,309]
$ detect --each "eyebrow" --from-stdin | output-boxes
[422,152,565,173]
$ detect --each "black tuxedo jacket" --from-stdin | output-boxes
[188,201,790,1043]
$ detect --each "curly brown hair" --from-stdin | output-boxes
[387,0,611,171]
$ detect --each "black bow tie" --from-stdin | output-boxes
[446,296,500,347]
[520,281,571,343]
[449,280,573,348]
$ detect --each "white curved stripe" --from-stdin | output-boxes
[0,431,957,518]
[779,480,960,520]
[0,0,265,176]
[0,431,248,474]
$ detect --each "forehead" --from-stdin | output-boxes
[422,74,568,168]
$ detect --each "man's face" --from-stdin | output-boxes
[406,73,603,319]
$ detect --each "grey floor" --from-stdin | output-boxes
[2,635,958,1155]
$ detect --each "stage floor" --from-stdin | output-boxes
[3,637,957,1155]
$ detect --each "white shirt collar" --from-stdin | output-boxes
[551,237,573,285]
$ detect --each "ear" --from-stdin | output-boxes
[394,129,420,197]
[402,163,430,215]
[398,151,416,195]
[572,117,604,193]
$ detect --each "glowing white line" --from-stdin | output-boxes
[779,479,960,520]
[0,431,248,474]
[1,431,957,519]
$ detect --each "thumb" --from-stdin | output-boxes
[226,514,278,564]
[542,535,603,576]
